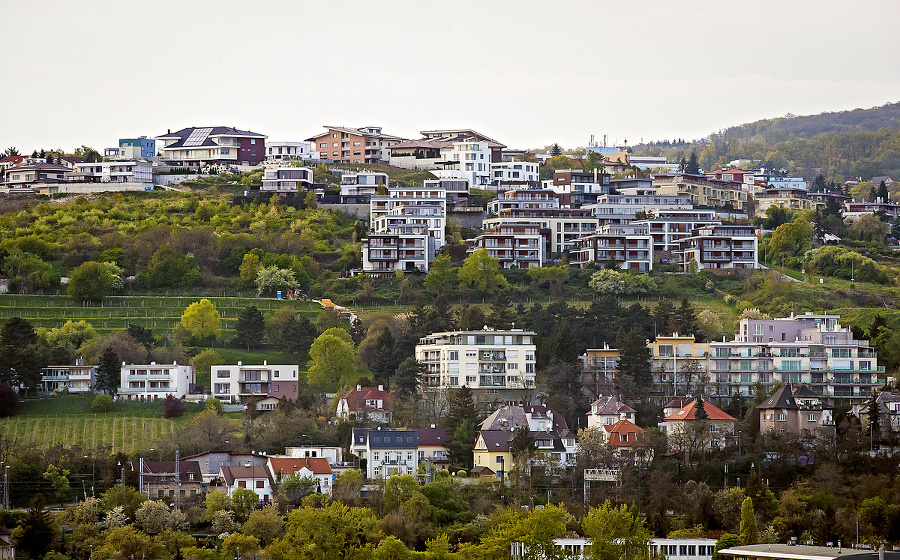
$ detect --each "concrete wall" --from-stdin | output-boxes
[320,203,370,219]
[448,209,486,229]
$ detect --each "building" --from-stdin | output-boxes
[757,384,833,435]
[265,141,313,163]
[599,419,650,461]
[718,544,900,560]
[284,446,345,465]
[754,188,822,217]
[844,198,900,221]
[586,395,636,429]
[512,537,718,560]
[415,328,537,410]
[490,161,540,188]
[336,385,395,423]
[586,191,693,227]
[1,162,71,188]
[648,334,710,401]
[581,346,621,398]
[260,167,314,192]
[416,427,450,470]
[180,451,269,484]
[705,168,756,188]
[388,129,505,172]
[156,126,267,167]
[661,399,737,451]
[482,207,597,257]
[219,465,273,504]
[654,173,747,210]
[471,223,545,269]
[340,171,388,196]
[570,223,654,271]
[423,177,470,203]
[267,457,333,496]
[118,362,195,400]
[550,169,611,199]
[432,140,495,187]
[306,125,405,164]
[629,208,720,260]
[40,358,96,394]
[211,362,299,408]
[675,223,758,272]
[487,188,560,215]
[135,459,203,500]
[114,136,156,159]
[708,313,885,404]
[351,428,419,479]
[72,160,154,185]
[369,186,447,245]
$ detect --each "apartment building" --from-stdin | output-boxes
[483,208,597,257]
[156,126,267,166]
[629,208,720,258]
[423,177,470,203]
[580,345,621,398]
[369,187,447,237]
[118,362,195,400]
[708,313,884,404]
[211,362,299,407]
[340,171,388,196]
[705,168,756,188]
[361,221,432,273]
[487,189,559,215]
[654,173,747,210]
[351,428,419,479]
[756,384,833,436]
[675,224,758,272]
[72,160,153,185]
[260,167,314,192]
[107,136,156,159]
[570,223,654,271]
[433,140,494,186]
[265,141,312,163]
[550,169,611,196]
[490,161,540,188]
[40,358,96,394]
[416,328,537,409]
[471,223,545,269]
[648,334,710,400]
[388,129,505,171]
[844,198,900,221]
[754,187,822,217]
[586,191,692,227]
[306,125,404,164]
[2,163,71,187]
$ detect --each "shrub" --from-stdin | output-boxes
[163,395,187,419]
[90,394,114,413]
[0,384,19,417]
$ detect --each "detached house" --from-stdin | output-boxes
[661,399,737,451]
[268,457,333,496]
[587,395,636,429]
[757,384,833,436]
[219,465,273,504]
[156,126,267,167]
[135,459,203,500]
[351,428,419,479]
[336,385,395,423]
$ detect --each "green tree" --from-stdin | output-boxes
[307,332,356,391]
[13,495,59,560]
[95,347,120,394]
[445,386,479,437]
[96,526,159,560]
[394,357,425,397]
[42,464,71,507]
[179,299,221,342]
[272,502,379,558]
[135,499,171,534]
[510,426,536,479]
[550,143,562,156]
[582,501,652,560]
[191,349,224,384]
[231,487,259,522]
[617,327,651,392]
[67,261,123,302]
[242,505,285,546]
[0,317,43,391]
[304,189,318,209]
[424,254,457,296]
[255,266,299,297]
[266,308,316,354]
[448,419,476,468]
[477,505,571,560]
[223,533,261,559]
[371,328,398,386]
[233,305,265,350]
[90,394,115,412]
[712,533,743,560]
[239,252,262,285]
[38,320,98,352]
[205,490,233,518]
[139,245,201,289]
[458,248,508,297]
[740,497,759,545]
[685,151,701,174]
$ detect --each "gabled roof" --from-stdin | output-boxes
[480,404,569,434]
[340,386,395,412]
[478,430,515,452]
[269,457,332,476]
[664,399,736,421]
[757,385,796,410]
[220,465,272,485]
[136,460,202,483]
[416,428,449,447]
[352,428,418,449]
[306,126,405,142]
[0,156,26,165]
[663,397,694,410]
[604,419,645,447]
[157,126,266,148]
[591,395,635,415]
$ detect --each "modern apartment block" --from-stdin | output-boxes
[73,160,154,185]
[118,362,195,400]
[389,129,505,172]
[550,169,611,197]
[432,140,494,186]
[708,313,884,403]
[211,362,300,407]
[471,223,545,269]
[483,207,597,257]
[156,126,267,167]
[648,334,711,400]
[586,191,693,227]
[570,223,654,271]
[340,171,388,196]
[109,136,156,158]
[629,208,720,257]
[487,188,560,215]
[580,345,621,397]
[416,328,537,410]
[260,167,314,192]
[489,161,540,188]
[40,358,96,394]
[265,141,313,163]
[423,177,470,203]
[675,224,758,272]
[653,173,747,210]
[306,125,404,164]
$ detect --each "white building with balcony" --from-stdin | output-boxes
[490,161,540,187]
[570,223,654,271]
[351,428,419,479]
[432,140,493,186]
[629,208,720,259]
[675,224,758,272]
[586,191,693,227]
[73,160,154,185]
[211,362,299,407]
[265,141,313,163]
[40,358,96,394]
[118,362,195,400]
[472,223,545,268]
[261,167,313,192]
[416,328,537,410]
[340,171,389,196]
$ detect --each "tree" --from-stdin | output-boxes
[138,245,201,289]
[90,394,115,412]
[266,308,316,355]
[550,143,562,156]
[178,409,240,455]
[231,487,259,522]
[445,386,479,437]
[233,306,265,350]
[740,496,759,545]
[695,393,708,420]
[135,500,171,534]
[274,501,379,558]
[371,328,398,386]
[163,394,187,418]
[424,254,457,296]
[394,357,425,397]
[97,526,160,560]
[877,180,890,202]
[304,189,318,209]
[510,426,536,479]
[617,327,651,393]
[42,464,71,508]
[223,533,261,559]
[867,391,881,446]
[0,383,19,417]
[458,248,508,297]
[179,299,221,342]
[191,349,224,387]
[0,316,43,391]
[712,533,743,560]
[671,296,700,340]
[242,505,285,546]
[95,347,121,394]
[13,495,58,560]
[307,332,356,391]
[255,266,299,297]
[685,151,701,174]
[582,500,652,560]
[448,419,476,468]
[67,261,123,302]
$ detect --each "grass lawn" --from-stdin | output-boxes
[193,347,308,389]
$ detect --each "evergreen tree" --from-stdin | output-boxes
[653,300,675,337]
[739,497,759,545]
[867,391,881,447]
[695,393,708,420]
[488,294,516,330]
[671,297,701,340]
[0,317,43,392]
[96,347,120,395]
[349,317,366,347]
[459,305,487,331]
[617,327,651,393]
[126,323,156,350]
[13,494,58,559]
[233,306,265,350]
[393,357,425,397]
[685,151,701,174]
[550,143,562,157]
[679,157,688,173]
[425,292,454,334]
[371,328,397,386]
[448,419,476,468]
[812,174,827,192]
[445,386,479,436]
[878,180,889,202]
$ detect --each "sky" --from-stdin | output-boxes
[2,0,900,154]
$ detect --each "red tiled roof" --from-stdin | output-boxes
[416,428,449,447]
[605,419,645,447]
[268,457,332,476]
[340,386,395,411]
[664,399,736,421]
[220,465,272,485]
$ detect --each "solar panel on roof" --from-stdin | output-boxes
[183,128,213,147]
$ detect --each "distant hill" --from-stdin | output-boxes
[632,102,900,182]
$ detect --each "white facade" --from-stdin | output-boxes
[73,160,153,185]
[423,177,470,199]
[40,359,96,393]
[363,187,447,272]
[473,223,545,268]
[261,167,313,192]
[490,161,539,185]
[211,362,299,403]
[586,192,693,227]
[433,140,492,186]
[675,224,758,272]
[118,362,195,400]
[483,211,598,256]
[266,141,312,162]
[351,428,419,479]
[341,171,388,196]
[571,223,654,271]
[284,446,344,465]
[488,189,559,215]
[630,208,720,255]
[220,465,273,504]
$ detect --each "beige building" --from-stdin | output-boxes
[757,384,833,436]
[648,335,710,400]
[654,173,747,210]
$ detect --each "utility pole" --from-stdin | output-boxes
[175,449,181,511]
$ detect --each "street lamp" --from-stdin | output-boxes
[118,461,125,487]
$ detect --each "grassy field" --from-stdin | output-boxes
[0,294,321,336]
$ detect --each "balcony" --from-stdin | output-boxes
[479,352,506,362]
[479,376,506,387]
[478,365,507,374]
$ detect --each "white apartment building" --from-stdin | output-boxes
[472,223,545,268]
[265,141,312,163]
[73,160,153,185]
[483,208,597,257]
[340,171,388,196]
[570,223,654,271]
[422,177,470,201]
[211,362,299,405]
[260,167,313,192]
[487,189,559,215]
[708,313,885,403]
[351,428,419,479]
[118,362,195,400]
[361,222,432,273]
[369,187,447,248]
[586,192,693,227]
[630,208,720,256]
[40,358,96,393]
[490,161,540,186]
[432,140,493,186]
[416,329,537,408]
[675,224,758,272]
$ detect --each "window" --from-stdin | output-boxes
[217,370,229,378]
[256,480,264,488]
[214,383,230,394]
[496,456,503,464]
[620,433,628,442]
[239,481,246,488]
[778,412,786,422]
[407,452,413,461]
[449,376,458,386]
[274,371,279,377]
[373,452,380,461]
[808,413,817,422]
[449,351,458,361]
[273,384,279,392]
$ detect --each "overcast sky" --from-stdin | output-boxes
[3,0,899,154]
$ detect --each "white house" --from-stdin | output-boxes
[586,395,636,429]
[73,160,153,185]
[260,167,314,192]
[118,362,195,400]
[490,161,540,186]
[266,141,313,163]
[336,385,395,423]
[219,465,274,504]
[40,358,96,394]
[211,361,299,404]
[268,457,333,496]
[351,428,419,479]
[284,446,344,465]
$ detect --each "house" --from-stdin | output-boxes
[675,224,758,272]
[388,129,505,178]
[629,208,721,259]
[284,446,344,464]
[844,198,900,221]
[585,190,692,227]
[135,459,203,500]
[416,427,450,469]
[423,177,470,203]
[107,137,156,159]
[268,457,333,496]
[705,168,756,188]
[72,160,154,185]
[490,161,540,189]
[265,141,313,163]
[600,419,647,452]
[581,346,621,397]
[661,399,737,451]
[180,451,269,484]
[648,334,710,401]
[550,169,612,200]
[350,428,419,479]
[340,171,388,196]
[1,162,71,188]
[118,362,195,400]
[219,465,274,504]
[40,358,96,394]
[756,384,833,435]
[511,537,718,560]
[211,362,299,408]
[306,125,405,164]
[260,167,314,192]
[586,395,636,429]
[0,526,13,560]
[156,126,267,167]
[336,385,395,423]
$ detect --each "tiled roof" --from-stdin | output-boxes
[665,399,736,421]
[268,457,332,476]
[340,386,395,412]
[757,386,796,410]
[416,428,449,447]
[604,419,645,447]
[136,460,202,483]
[591,396,635,415]
[220,465,272,485]
[158,126,265,148]
[479,430,515,452]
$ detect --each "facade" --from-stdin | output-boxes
[369,187,447,244]
[118,362,195,400]
[306,125,404,163]
[135,459,203,499]
[2,162,70,187]
[351,428,419,479]
[260,167,314,192]
[490,161,540,187]
[362,186,447,273]
[675,224,758,272]
[757,384,834,435]
[416,427,450,469]
[284,446,345,465]
[661,399,737,451]
[844,198,900,221]
[483,208,597,257]
[118,136,156,158]
[654,173,747,210]
[472,223,545,269]
[219,465,273,504]
[487,188,560,215]
[581,346,621,398]
[648,334,710,400]
[708,313,884,403]
[416,329,537,409]
[587,191,693,227]
[267,457,333,496]
[629,208,720,258]
[512,537,718,560]
[40,359,96,394]
[389,129,505,172]
[211,362,299,406]
[432,140,494,186]
[180,451,268,484]
[586,395,636,429]
[156,126,267,167]
[340,171,388,196]
[718,544,900,560]
[754,188,822,217]
[551,169,611,197]
[705,168,756,188]
[570,223,654,271]
[423,177,470,202]
[336,385,395,423]
[266,141,312,163]
[72,160,153,185]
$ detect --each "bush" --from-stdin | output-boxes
[0,384,19,417]
[90,394,114,413]
[163,395,187,419]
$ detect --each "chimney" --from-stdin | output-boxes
[237,360,242,366]
[378,385,384,392]
[356,384,361,391]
